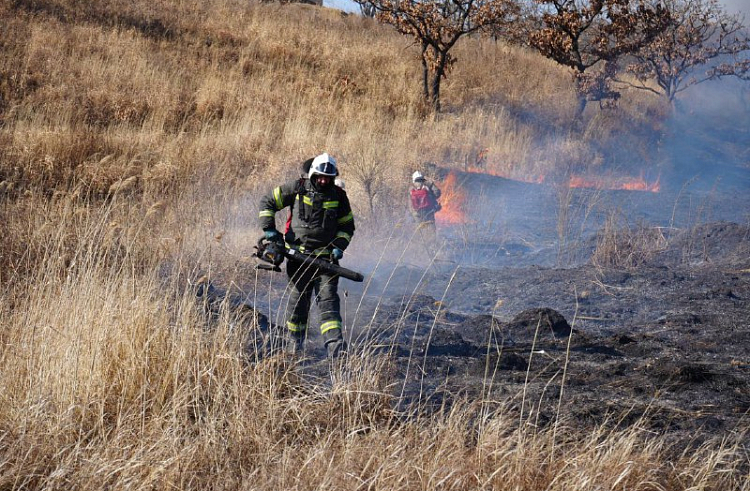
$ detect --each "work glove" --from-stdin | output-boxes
[331,248,343,260]
[264,229,283,243]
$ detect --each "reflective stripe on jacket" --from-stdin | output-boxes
[259,179,355,252]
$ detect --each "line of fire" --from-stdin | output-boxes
[434,152,661,225]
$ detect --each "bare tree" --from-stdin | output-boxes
[360,2,377,17]
[524,0,671,119]
[346,151,386,219]
[354,0,519,112]
[623,0,750,104]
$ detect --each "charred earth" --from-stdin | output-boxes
[205,169,750,446]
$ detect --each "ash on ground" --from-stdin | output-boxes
[217,174,750,446]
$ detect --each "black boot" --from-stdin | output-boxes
[285,331,305,357]
[325,338,347,359]
[323,328,346,360]
[327,339,348,387]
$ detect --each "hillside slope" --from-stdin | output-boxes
[1,0,675,199]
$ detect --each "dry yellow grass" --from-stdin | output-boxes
[2,238,748,489]
[0,0,665,201]
[1,0,747,489]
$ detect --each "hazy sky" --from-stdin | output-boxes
[324,0,358,13]
[325,0,750,16]
[723,0,749,15]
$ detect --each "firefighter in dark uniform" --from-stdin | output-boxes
[259,153,354,359]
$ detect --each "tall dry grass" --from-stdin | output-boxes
[1,0,667,205]
[2,204,748,490]
[3,230,749,490]
[591,211,669,269]
[1,188,748,490]
[2,0,747,489]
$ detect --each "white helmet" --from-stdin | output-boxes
[309,153,338,179]
[334,177,346,189]
[412,171,425,183]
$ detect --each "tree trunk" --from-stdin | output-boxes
[572,68,587,122]
[363,179,375,217]
[667,78,677,107]
[430,73,441,112]
[430,51,449,112]
[574,94,587,120]
[421,43,430,105]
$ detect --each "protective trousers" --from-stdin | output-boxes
[285,257,345,356]
[416,219,437,245]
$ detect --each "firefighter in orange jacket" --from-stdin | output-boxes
[259,153,354,359]
[409,171,441,244]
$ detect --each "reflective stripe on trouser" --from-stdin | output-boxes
[320,320,341,334]
[286,320,307,333]
[285,256,342,339]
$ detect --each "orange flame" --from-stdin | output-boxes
[568,172,661,192]
[435,171,469,225]
[431,153,660,227]
[464,149,660,193]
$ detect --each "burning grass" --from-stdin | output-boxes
[568,172,661,193]
[435,171,470,225]
[463,158,661,193]
[0,0,676,211]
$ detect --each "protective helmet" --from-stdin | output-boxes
[301,157,314,176]
[309,153,338,179]
[412,171,425,183]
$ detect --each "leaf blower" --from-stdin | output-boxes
[253,237,365,283]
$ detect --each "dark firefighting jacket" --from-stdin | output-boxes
[259,178,355,254]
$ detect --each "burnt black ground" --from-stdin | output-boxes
[352,173,749,442]
[207,170,750,444]
[349,245,750,443]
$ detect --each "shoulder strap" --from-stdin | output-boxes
[295,178,308,221]
[291,178,307,204]
[335,185,346,201]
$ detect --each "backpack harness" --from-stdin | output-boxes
[410,187,439,212]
